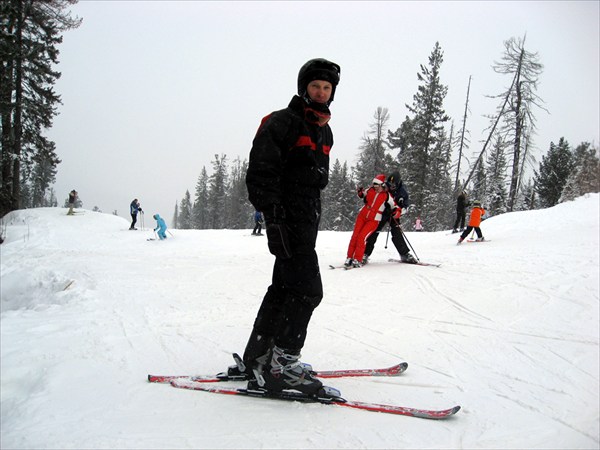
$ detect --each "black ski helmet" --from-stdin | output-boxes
[387,170,402,189]
[297,58,341,105]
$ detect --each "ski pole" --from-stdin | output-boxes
[384,226,390,249]
[399,226,420,262]
[167,230,174,238]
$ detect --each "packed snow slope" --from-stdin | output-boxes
[1,194,599,449]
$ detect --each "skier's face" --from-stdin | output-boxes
[306,80,332,104]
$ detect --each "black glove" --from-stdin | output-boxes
[264,205,292,259]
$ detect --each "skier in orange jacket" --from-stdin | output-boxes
[457,201,486,244]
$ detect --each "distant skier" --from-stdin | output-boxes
[129,199,143,230]
[153,214,167,240]
[457,201,485,244]
[67,190,78,215]
[362,171,417,265]
[414,216,424,231]
[452,190,469,233]
[251,210,264,235]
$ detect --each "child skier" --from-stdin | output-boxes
[153,214,168,240]
[457,201,485,244]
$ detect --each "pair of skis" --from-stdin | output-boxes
[329,260,441,270]
[148,358,460,420]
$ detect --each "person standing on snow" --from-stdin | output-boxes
[251,210,264,236]
[457,201,486,244]
[453,190,469,233]
[235,58,341,396]
[362,171,417,265]
[153,214,167,240]
[414,216,424,231]
[130,199,143,230]
[67,190,78,215]
[345,174,401,268]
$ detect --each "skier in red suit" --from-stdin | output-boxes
[345,174,400,268]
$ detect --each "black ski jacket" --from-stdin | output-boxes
[246,95,333,215]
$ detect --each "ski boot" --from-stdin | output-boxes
[351,259,362,268]
[362,255,369,265]
[400,253,418,264]
[249,346,324,396]
[343,258,353,268]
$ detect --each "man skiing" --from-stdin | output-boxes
[67,190,78,215]
[238,58,341,396]
[251,210,264,236]
[452,190,469,233]
[362,171,418,264]
[130,199,143,230]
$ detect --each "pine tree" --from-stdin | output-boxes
[172,202,179,229]
[192,167,209,229]
[354,107,395,185]
[227,157,252,229]
[534,137,574,208]
[421,128,453,229]
[178,190,193,229]
[322,159,357,231]
[515,179,538,211]
[206,154,228,229]
[0,0,81,215]
[484,136,509,216]
[559,142,599,202]
[388,42,450,222]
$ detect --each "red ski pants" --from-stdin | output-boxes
[347,213,380,262]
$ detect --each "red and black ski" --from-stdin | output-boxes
[148,362,408,384]
[169,379,461,420]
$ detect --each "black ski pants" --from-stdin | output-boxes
[454,209,466,230]
[364,216,409,258]
[243,199,323,363]
[130,213,138,229]
[460,226,482,240]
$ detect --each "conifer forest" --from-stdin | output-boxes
[1,2,598,230]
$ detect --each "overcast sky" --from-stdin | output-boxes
[48,1,599,222]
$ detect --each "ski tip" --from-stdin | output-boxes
[416,404,461,419]
[446,405,461,417]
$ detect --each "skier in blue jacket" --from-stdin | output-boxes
[153,214,167,240]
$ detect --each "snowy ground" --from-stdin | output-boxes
[1,195,599,449]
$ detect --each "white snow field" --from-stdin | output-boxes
[1,194,598,449]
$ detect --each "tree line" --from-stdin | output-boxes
[1,0,81,217]
[1,4,597,227]
[172,39,598,231]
